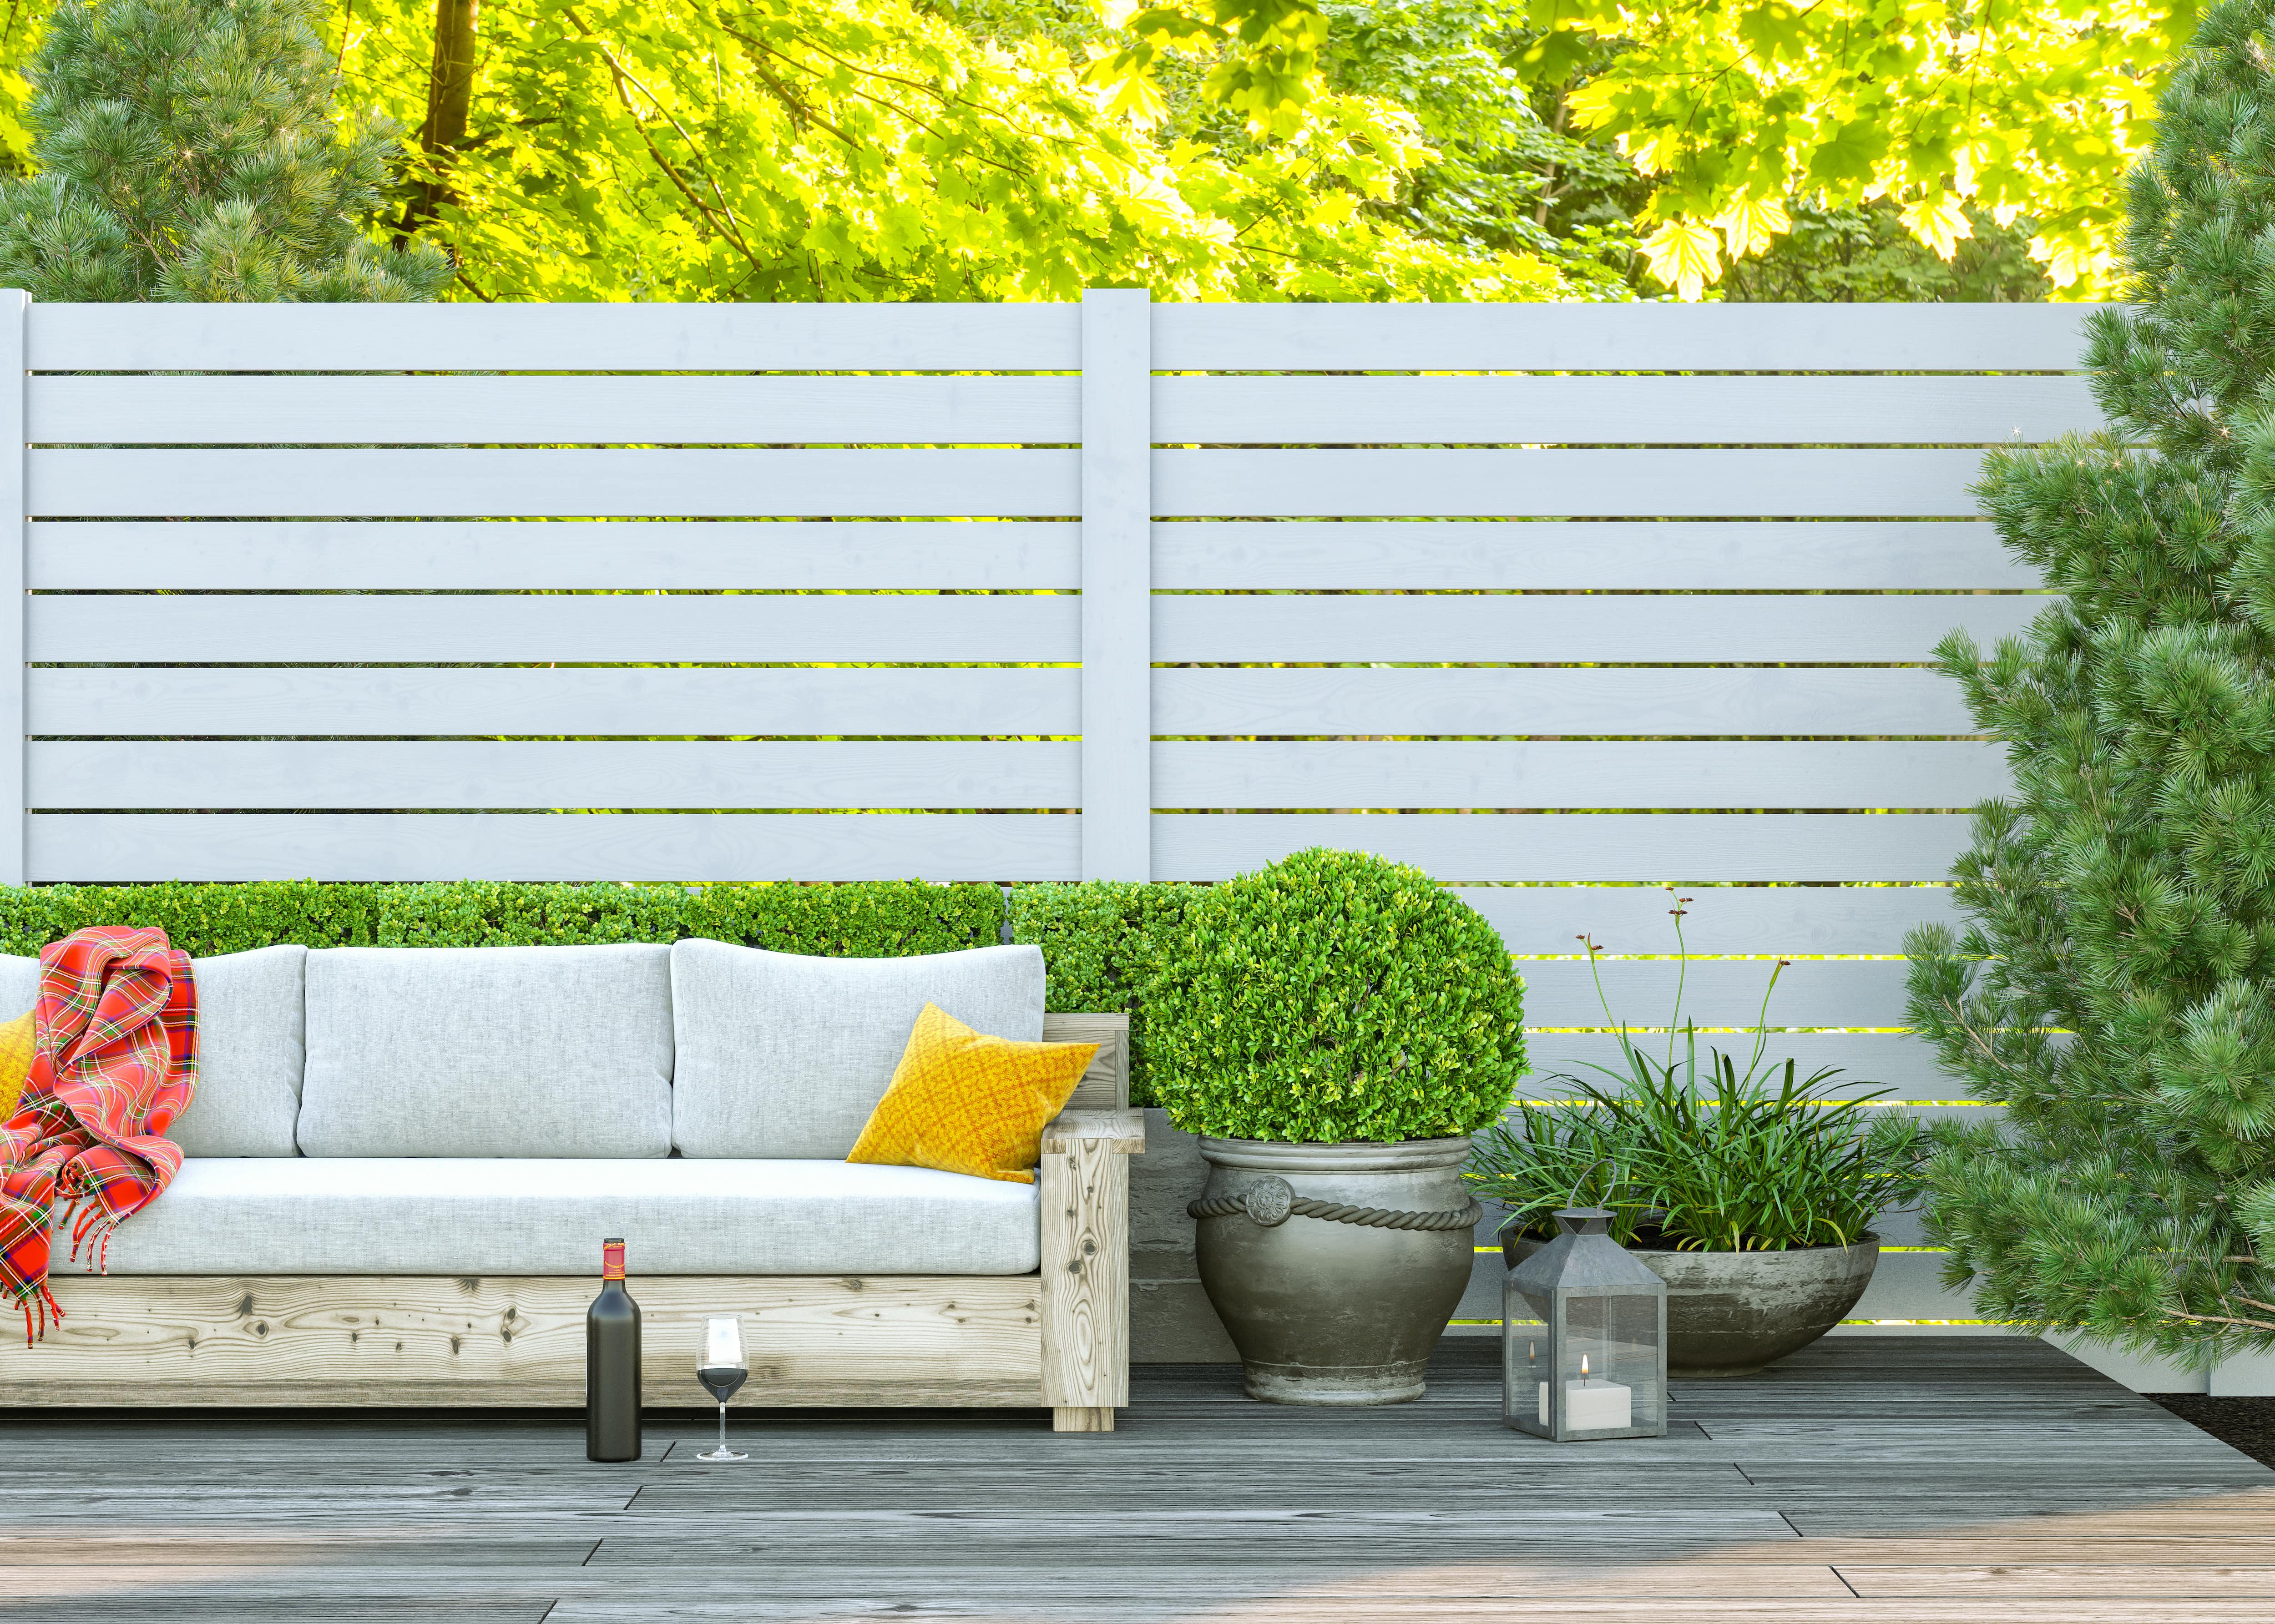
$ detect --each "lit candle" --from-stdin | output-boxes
[1541,1353,1633,1431]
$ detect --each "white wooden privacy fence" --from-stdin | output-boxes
[10,291,2109,1321]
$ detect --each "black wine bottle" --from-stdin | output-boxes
[586,1237,642,1462]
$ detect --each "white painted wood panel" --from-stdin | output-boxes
[1510,957,1914,1029]
[0,291,22,886]
[28,812,1080,882]
[1151,740,2007,810]
[1153,374,2102,445]
[1152,593,2045,664]
[1152,811,1974,882]
[31,521,1080,590]
[1082,287,1153,881]
[28,666,1080,738]
[26,302,1083,373]
[1519,1034,1971,1102]
[29,449,1081,519]
[1154,449,1992,518]
[30,593,1080,664]
[1453,883,1962,958]
[32,375,1081,446]
[1153,521,2038,590]
[1152,666,1982,736]
[30,741,1081,810]
[1151,301,2109,372]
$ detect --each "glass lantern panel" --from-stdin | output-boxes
[1504,1317,1553,1432]
[1560,1293,1662,1434]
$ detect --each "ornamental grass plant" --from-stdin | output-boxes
[1144,847,1527,1143]
[1466,894,1930,1251]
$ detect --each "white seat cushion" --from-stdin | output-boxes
[0,944,304,1157]
[297,944,674,1158]
[53,1158,1040,1276]
[670,940,1046,1159]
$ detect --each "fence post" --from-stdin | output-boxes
[0,292,25,888]
[1079,287,1152,881]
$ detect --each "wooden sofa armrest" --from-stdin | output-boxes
[1041,1108,1145,1156]
[1038,1108,1141,1432]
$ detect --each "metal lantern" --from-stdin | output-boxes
[1504,1206,1668,1441]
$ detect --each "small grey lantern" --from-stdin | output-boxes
[1504,1206,1668,1441]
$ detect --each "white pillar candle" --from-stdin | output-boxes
[1538,1355,1633,1431]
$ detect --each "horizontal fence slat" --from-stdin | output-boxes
[1151,812,1974,882]
[1847,1252,1987,1323]
[1152,594,2045,664]
[27,812,1081,882]
[1153,375,2103,445]
[1519,1034,1967,1102]
[1512,957,1914,1029]
[1153,667,1981,736]
[31,521,1081,591]
[31,375,1082,447]
[1153,449,1992,518]
[29,741,1080,811]
[28,667,1081,738]
[29,594,1080,664]
[27,449,1082,519]
[1151,741,2007,810]
[1455,883,1962,958]
[1151,302,2109,372]
[25,303,1085,373]
[1153,521,2040,591]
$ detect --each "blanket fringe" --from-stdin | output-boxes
[16,1281,60,1347]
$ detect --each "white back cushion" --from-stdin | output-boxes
[0,944,305,1157]
[297,944,673,1158]
[670,940,1045,1159]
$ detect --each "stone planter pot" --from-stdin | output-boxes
[1194,1136,1479,1406]
[1502,1223,1880,1378]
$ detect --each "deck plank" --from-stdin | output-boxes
[0,1335,2266,1621]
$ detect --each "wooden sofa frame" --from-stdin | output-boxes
[0,1014,1143,1432]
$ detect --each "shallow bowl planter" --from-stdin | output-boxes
[1195,1136,1477,1406]
[1502,1224,1879,1378]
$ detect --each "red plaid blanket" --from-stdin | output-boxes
[0,927,197,1343]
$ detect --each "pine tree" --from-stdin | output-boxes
[1905,0,2275,1363]
[0,0,449,301]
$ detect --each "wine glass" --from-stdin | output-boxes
[694,1316,748,1462]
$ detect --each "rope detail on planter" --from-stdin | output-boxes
[1188,1176,1484,1232]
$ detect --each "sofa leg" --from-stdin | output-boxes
[1052,1406,1116,1433]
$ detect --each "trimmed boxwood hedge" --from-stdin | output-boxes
[0,876,1497,1112]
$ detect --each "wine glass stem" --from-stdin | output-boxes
[718,1402,728,1453]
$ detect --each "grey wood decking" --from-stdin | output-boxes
[0,1334,2268,1621]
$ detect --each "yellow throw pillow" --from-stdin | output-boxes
[847,1003,1100,1185]
[0,1009,33,1123]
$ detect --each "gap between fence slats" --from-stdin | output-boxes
[25,303,1084,373]
[1451,883,1961,957]
[1149,740,2008,810]
[28,667,1082,738]
[31,376,1082,447]
[1153,521,2039,590]
[29,741,1081,811]
[1151,594,2045,663]
[1153,448,1997,519]
[1152,667,1982,736]
[27,449,1082,519]
[1149,301,2110,372]
[28,594,1081,664]
[1152,374,2103,445]
[26,812,1083,883]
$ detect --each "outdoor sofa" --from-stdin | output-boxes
[0,941,1140,1431]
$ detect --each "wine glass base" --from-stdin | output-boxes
[695,1447,748,1462]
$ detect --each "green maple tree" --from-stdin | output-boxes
[1905,0,2275,1362]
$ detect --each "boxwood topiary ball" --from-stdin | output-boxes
[1147,847,1527,1143]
